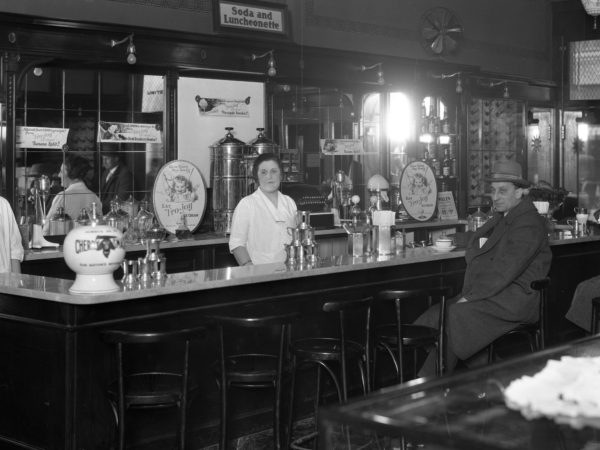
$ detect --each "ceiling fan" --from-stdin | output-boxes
[419,7,463,56]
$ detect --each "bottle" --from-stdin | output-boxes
[135,200,154,242]
[429,146,441,177]
[442,147,452,178]
[449,143,457,178]
[175,214,193,240]
[89,202,105,226]
[104,200,126,232]
[75,208,90,228]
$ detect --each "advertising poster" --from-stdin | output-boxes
[152,160,207,235]
[97,122,162,144]
[16,127,69,149]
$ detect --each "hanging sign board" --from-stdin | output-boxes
[399,161,438,222]
[437,191,458,220]
[97,122,162,144]
[152,160,207,235]
[16,127,69,149]
[320,139,372,155]
[215,0,288,36]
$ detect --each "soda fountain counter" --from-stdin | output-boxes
[1,233,598,448]
[318,334,600,450]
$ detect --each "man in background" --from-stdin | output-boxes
[100,151,133,214]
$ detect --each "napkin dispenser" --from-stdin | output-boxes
[308,212,334,229]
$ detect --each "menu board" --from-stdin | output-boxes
[399,161,438,222]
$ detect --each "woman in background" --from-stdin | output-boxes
[0,196,24,273]
[229,153,297,265]
[44,153,101,234]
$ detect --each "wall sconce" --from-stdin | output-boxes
[430,71,462,94]
[581,0,600,29]
[251,50,276,77]
[359,63,385,85]
[110,33,136,65]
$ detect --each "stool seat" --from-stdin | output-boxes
[292,337,364,361]
[108,372,193,408]
[217,353,281,386]
[375,323,438,347]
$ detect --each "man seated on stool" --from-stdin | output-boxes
[415,160,552,376]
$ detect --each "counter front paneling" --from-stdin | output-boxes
[2,234,598,449]
[0,246,466,450]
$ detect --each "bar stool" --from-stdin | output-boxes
[287,296,372,449]
[101,323,206,450]
[372,287,451,386]
[487,277,551,362]
[205,306,298,450]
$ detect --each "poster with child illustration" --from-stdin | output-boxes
[152,160,207,235]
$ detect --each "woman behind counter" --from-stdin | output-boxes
[229,153,297,265]
[44,153,101,235]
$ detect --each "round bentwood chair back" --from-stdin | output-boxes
[487,277,551,363]
[101,324,206,450]
[205,306,298,450]
[287,295,373,449]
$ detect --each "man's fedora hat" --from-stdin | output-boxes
[485,160,530,188]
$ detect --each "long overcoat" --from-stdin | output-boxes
[418,197,552,361]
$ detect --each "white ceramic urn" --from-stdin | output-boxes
[63,224,126,294]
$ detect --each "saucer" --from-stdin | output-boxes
[431,245,456,253]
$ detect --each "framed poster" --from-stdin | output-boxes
[152,160,207,235]
[399,161,438,222]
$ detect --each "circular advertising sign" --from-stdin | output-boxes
[153,160,207,235]
[399,160,438,222]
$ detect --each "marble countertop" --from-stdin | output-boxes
[9,232,599,306]
[5,245,464,305]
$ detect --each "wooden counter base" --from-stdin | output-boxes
[0,237,597,449]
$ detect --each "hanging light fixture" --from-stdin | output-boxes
[251,50,276,77]
[581,0,600,29]
[110,33,136,65]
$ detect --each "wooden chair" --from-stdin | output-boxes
[372,286,451,385]
[287,296,373,449]
[205,306,298,450]
[101,324,206,450]
[487,277,551,362]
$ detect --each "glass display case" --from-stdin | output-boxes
[319,335,600,449]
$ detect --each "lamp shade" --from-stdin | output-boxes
[367,174,389,191]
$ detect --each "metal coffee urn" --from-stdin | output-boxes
[211,127,248,233]
[245,127,280,194]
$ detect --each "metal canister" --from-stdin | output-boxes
[210,127,248,233]
[245,128,280,193]
[48,206,73,236]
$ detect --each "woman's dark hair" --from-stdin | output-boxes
[252,152,283,180]
[65,153,92,181]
